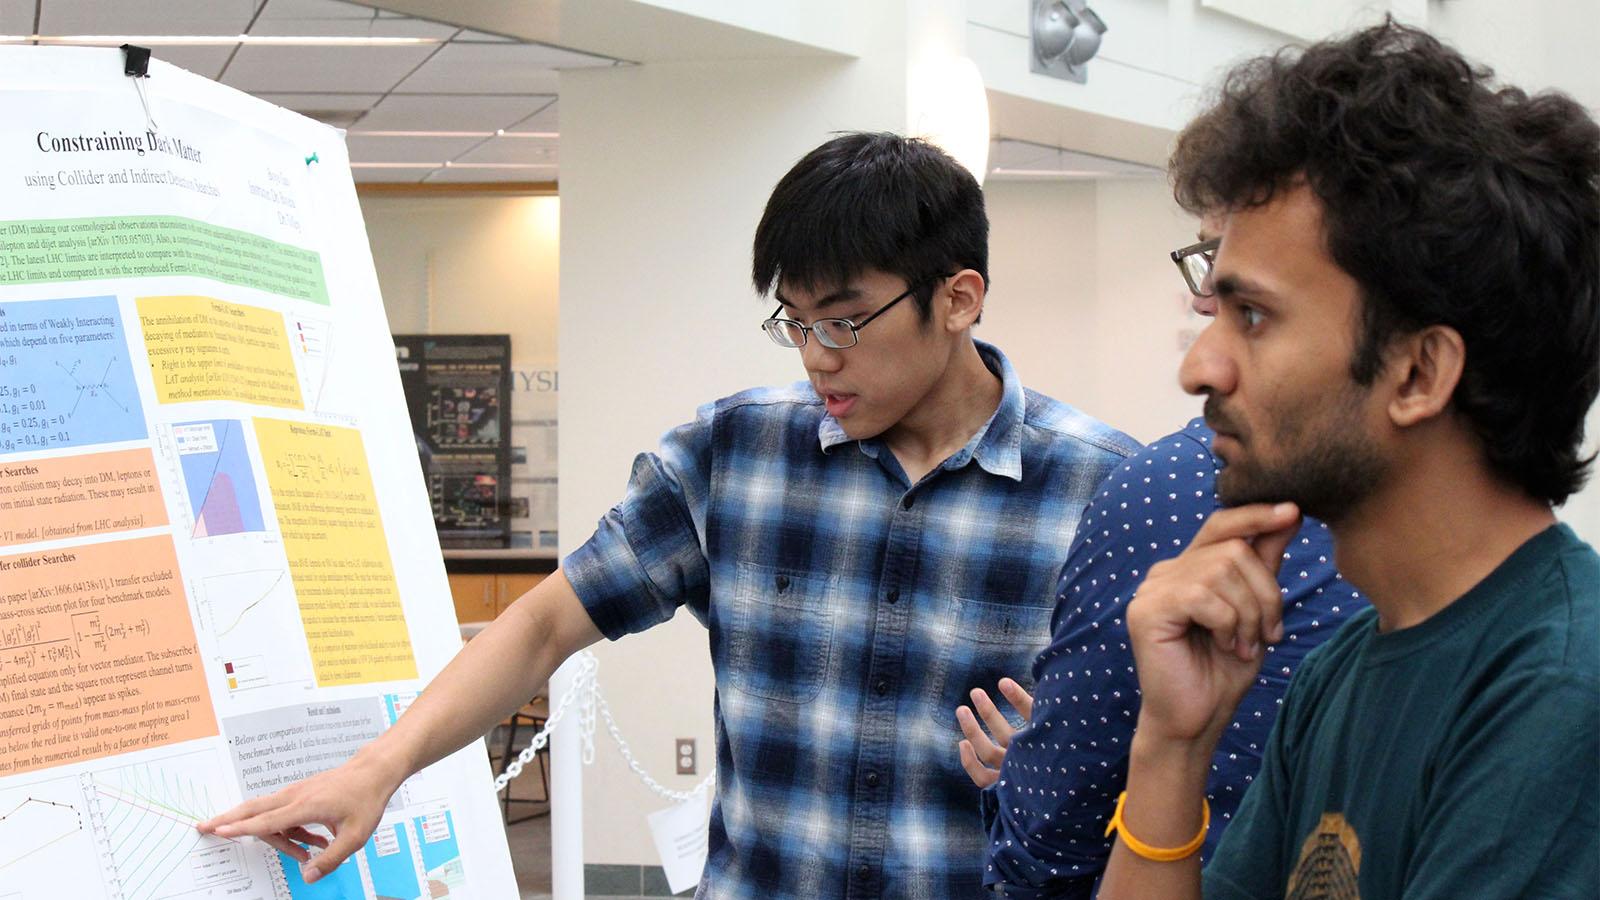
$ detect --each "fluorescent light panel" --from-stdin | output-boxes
[0,34,443,47]
[988,168,1110,178]
[351,162,557,169]
[351,131,559,139]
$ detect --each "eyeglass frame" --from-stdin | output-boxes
[1170,237,1221,298]
[761,273,954,350]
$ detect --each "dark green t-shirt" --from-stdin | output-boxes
[1204,524,1599,899]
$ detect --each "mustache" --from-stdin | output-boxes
[1203,396,1241,436]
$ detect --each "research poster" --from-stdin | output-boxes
[0,47,517,900]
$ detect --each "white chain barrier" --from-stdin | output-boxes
[491,650,716,803]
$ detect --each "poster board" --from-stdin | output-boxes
[393,334,514,549]
[0,46,517,900]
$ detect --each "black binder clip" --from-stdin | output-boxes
[121,43,157,130]
[121,43,151,77]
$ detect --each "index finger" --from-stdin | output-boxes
[197,793,288,834]
[1249,515,1301,574]
[1192,502,1300,550]
[997,678,1033,723]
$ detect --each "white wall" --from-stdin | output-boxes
[558,47,910,869]
[1429,0,1600,112]
[360,193,560,365]
[982,177,1203,444]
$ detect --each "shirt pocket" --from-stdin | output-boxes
[927,595,1051,733]
[724,562,838,705]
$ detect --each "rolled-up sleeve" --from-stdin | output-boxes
[562,405,714,640]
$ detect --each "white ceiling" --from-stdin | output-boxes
[988,138,1165,181]
[5,0,612,183]
[2,0,1158,185]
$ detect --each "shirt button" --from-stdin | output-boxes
[901,494,914,510]
[873,679,890,695]
[886,588,899,604]
[865,771,880,787]
[856,863,871,879]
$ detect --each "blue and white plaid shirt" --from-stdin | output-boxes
[564,342,1139,899]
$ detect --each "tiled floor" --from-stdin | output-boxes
[498,759,554,900]
[498,758,671,900]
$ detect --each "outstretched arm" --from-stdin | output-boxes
[197,570,602,883]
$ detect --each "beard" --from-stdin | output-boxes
[1206,391,1387,524]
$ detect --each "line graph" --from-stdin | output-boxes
[199,567,312,694]
[0,796,83,873]
[0,772,107,899]
[215,570,287,639]
[88,752,252,900]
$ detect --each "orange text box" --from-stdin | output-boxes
[0,449,167,548]
[0,535,217,777]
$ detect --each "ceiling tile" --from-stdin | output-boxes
[453,135,558,166]
[258,0,372,19]
[249,14,456,40]
[396,43,590,94]
[41,0,258,35]
[506,99,558,134]
[357,93,553,132]
[454,29,517,43]
[423,164,559,184]
[220,43,435,93]
[251,91,384,125]
[0,0,32,32]
[151,45,236,80]
[345,133,483,163]
[352,164,433,183]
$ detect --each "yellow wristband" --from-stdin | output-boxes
[1103,791,1209,862]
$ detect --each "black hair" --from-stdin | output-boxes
[752,132,988,320]
[1170,19,1600,503]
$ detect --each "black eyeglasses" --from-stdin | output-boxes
[761,274,952,349]
[1170,237,1220,298]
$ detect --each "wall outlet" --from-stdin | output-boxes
[675,738,696,775]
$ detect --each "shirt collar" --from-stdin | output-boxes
[817,339,1026,482]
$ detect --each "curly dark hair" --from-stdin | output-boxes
[752,132,988,321]
[1170,19,1600,504]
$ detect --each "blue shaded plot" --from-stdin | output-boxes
[279,850,365,900]
[414,810,461,874]
[364,825,422,900]
[174,419,266,536]
[0,296,145,455]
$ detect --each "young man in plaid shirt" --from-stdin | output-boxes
[202,132,1139,898]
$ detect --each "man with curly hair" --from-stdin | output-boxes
[1095,20,1599,900]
